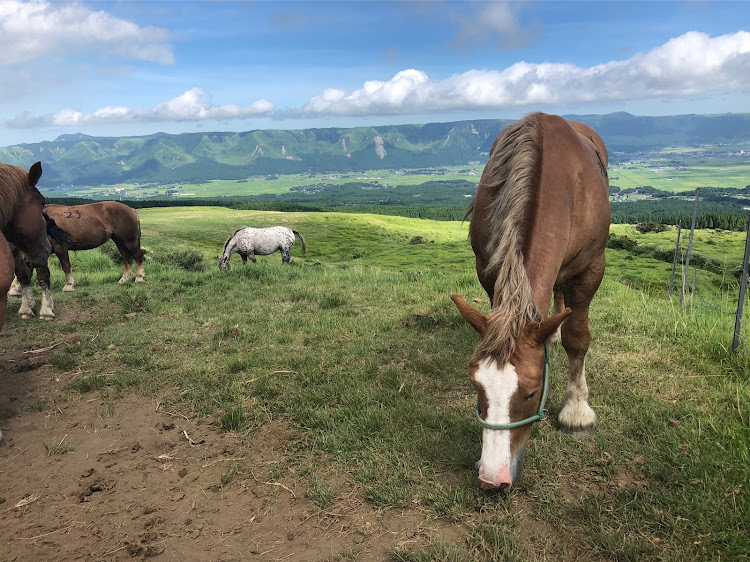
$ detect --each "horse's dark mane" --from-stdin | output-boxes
[475,113,543,363]
[0,164,27,228]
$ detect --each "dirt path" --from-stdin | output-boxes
[0,347,459,561]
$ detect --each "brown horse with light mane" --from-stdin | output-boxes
[0,162,56,332]
[451,113,610,491]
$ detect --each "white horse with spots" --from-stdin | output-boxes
[218,226,306,269]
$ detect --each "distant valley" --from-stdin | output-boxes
[1,112,750,190]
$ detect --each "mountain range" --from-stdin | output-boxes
[1,112,749,187]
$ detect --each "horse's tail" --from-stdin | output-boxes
[43,212,70,246]
[292,230,306,256]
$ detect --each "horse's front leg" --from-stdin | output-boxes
[558,261,604,435]
[37,265,55,320]
[13,250,35,320]
[550,290,565,344]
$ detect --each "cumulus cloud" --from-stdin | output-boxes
[4,88,274,128]
[0,0,174,65]
[298,31,750,116]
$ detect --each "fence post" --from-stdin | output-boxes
[682,188,700,304]
[732,215,750,353]
[669,220,682,296]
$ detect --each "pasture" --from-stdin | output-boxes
[1,207,748,561]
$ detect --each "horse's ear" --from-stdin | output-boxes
[28,162,42,187]
[528,308,572,345]
[450,294,488,335]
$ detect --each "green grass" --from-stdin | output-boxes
[5,207,749,560]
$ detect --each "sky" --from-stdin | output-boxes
[1,0,749,147]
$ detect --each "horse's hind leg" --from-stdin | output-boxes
[558,258,605,435]
[132,246,145,282]
[112,238,134,283]
[7,275,21,297]
[281,248,292,264]
[37,266,55,320]
[58,249,76,291]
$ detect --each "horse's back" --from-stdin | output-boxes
[470,113,610,294]
[44,201,140,250]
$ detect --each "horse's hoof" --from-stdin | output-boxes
[135,277,145,283]
[41,315,55,321]
[19,313,34,320]
[63,285,75,292]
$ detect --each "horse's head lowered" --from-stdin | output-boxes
[2,162,52,268]
[451,294,571,491]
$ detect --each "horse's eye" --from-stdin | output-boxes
[526,391,537,401]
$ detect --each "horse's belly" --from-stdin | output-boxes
[253,239,281,255]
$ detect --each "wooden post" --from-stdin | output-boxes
[669,220,682,296]
[732,215,750,353]
[682,188,700,304]
[692,266,697,295]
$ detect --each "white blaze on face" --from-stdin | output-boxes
[473,357,518,487]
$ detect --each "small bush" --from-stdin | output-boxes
[167,249,207,272]
[636,222,668,234]
[607,234,638,251]
[409,236,427,245]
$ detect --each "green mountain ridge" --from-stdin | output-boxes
[2,112,749,187]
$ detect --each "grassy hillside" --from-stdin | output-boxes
[3,208,749,561]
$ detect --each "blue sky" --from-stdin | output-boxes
[1,0,749,147]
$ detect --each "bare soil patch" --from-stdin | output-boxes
[0,348,460,561]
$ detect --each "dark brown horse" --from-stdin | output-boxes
[0,162,55,332]
[451,113,610,491]
[43,201,145,291]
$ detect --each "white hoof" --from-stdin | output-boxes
[63,285,75,292]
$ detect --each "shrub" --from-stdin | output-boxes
[167,248,207,272]
[635,222,668,234]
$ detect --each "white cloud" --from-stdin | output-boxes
[297,31,750,116]
[0,0,174,65]
[5,88,274,128]
[450,1,536,50]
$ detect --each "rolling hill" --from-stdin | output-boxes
[1,112,749,187]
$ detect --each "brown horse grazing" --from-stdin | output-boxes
[43,201,145,291]
[0,162,55,332]
[451,113,610,491]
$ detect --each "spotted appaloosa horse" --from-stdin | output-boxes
[0,162,59,332]
[218,226,306,269]
[451,112,610,491]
